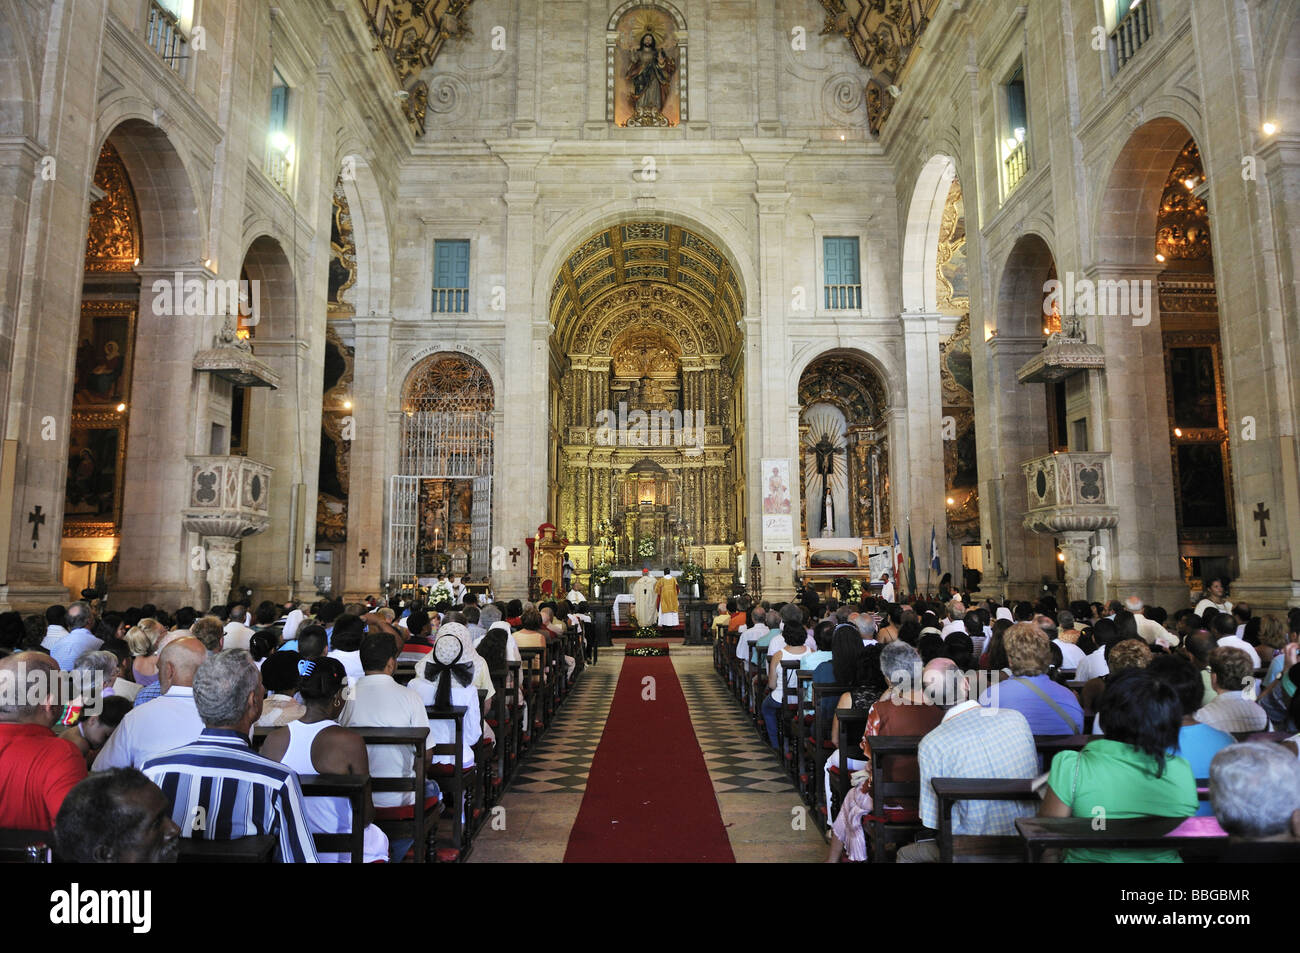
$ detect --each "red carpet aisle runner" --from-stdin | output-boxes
[563,656,735,863]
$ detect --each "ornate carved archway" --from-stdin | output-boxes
[548,221,744,598]
[797,352,890,541]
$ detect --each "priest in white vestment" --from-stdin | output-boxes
[631,569,657,627]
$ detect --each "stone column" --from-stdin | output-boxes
[340,314,390,600]
[743,139,802,600]
[981,333,1057,600]
[1058,531,1094,604]
[112,266,222,608]
[486,141,551,599]
[1087,263,1183,608]
[204,537,240,608]
[899,315,950,594]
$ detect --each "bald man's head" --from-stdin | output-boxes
[0,652,61,725]
[158,637,206,693]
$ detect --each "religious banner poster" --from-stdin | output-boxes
[614,7,680,127]
[761,458,794,552]
[867,546,892,581]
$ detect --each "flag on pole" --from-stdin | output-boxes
[905,524,918,596]
[893,527,903,584]
[930,526,941,574]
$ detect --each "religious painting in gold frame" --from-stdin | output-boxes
[65,300,135,535]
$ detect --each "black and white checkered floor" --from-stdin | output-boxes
[676,668,796,794]
[508,654,793,796]
[509,664,620,793]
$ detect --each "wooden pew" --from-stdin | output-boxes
[298,773,370,863]
[0,828,52,863]
[931,777,1037,863]
[861,734,928,860]
[178,834,277,863]
[425,704,471,861]
[830,707,870,821]
[811,683,850,825]
[1033,734,1093,767]
[794,670,816,805]
[777,659,802,772]
[1014,815,1229,863]
[518,647,546,741]
[355,726,437,864]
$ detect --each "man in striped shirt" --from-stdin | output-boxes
[143,649,318,863]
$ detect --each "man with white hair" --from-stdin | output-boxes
[143,649,318,862]
[1210,742,1300,847]
[94,637,207,770]
[1124,595,1170,646]
[737,607,768,661]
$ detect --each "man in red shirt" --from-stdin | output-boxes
[0,652,87,830]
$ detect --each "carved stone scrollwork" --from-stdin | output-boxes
[205,537,239,607]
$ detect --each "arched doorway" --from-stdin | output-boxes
[68,118,203,605]
[63,139,142,596]
[1094,117,1225,604]
[387,352,495,590]
[547,221,745,600]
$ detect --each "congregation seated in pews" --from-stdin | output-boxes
[0,590,590,863]
[711,585,1300,862]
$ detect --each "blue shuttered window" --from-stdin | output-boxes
[823,236,861,310]
[433,240,470,313]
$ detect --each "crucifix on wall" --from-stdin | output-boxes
[1253,501,1270,546]
[28,505,45,548]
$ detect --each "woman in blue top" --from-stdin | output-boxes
[1147,654,1234,816]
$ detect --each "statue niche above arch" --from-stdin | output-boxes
[797,352,890,542]
[607,1,689,127]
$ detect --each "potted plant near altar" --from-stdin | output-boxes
[590,562,612,600]
[428,577,454,606]
[680,559,704,598]
[637,536,656,567]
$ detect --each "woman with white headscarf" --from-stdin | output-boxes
[409,622,484,770]
[418,620,495,711]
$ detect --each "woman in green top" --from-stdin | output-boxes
[1040,668,1198,862]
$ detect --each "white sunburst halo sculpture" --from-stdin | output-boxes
[802,403,848,538]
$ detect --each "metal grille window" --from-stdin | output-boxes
[387,355,495,581]
[432,240,470,313]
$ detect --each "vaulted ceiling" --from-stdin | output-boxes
[549,222,744,358]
